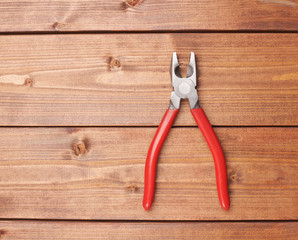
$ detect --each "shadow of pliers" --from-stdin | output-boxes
[143,52,230,211]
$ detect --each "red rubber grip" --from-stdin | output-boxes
[191,108,230,210]
[143,109,179,210]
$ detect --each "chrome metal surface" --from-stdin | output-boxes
[169,52,200,109]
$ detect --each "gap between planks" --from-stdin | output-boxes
[0,30,298,35]
[0,218,297,222]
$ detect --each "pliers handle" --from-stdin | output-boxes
[143,52,230,211]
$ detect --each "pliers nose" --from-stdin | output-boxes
[171,52,196,86]
[143,52,230,211]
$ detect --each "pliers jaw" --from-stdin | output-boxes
[169,52,200,110]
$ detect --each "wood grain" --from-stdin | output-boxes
[0,0,297,32]
[0,34,297,126]
[0,221,297,240]
[0,127,296,220]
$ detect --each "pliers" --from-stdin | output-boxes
[143,52,230,211]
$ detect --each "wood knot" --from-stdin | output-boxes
[110,58,121,69]
[108,57,122,71]
[126,0,141,7]
[126,183,138,192]
[24,78,33,86]
[0,230,7,237]
[74,142,86,156]
[52,22,66,30]
[276,177,285,183]
[227,169,242,184]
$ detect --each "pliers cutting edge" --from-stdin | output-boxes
[143,52,230,211]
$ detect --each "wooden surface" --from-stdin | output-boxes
[1,1,297,239]
[0,221,296,240]
[0,34,297,126]
[0,0,298,32]
[0,127,296,220]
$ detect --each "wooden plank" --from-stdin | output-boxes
[0,127,296,220]
[0,34,297,126]
[0,0,297,32]
[0,221,297,240]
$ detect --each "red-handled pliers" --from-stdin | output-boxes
[143,52,230,211]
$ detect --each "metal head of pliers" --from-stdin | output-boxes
[169,52,200,110]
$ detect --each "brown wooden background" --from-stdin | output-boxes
[0,0,297,239]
